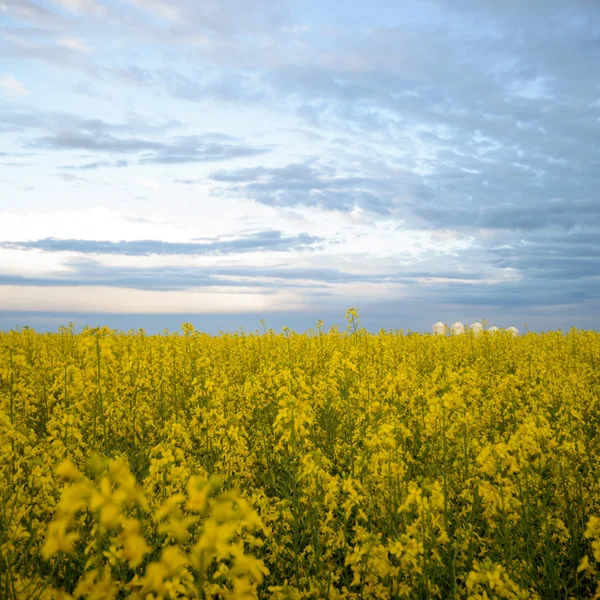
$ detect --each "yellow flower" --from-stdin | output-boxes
[55,459,84,482]
[230,553,270,585]
[42,520,80,558]
[73,568,119,600]
[121,532,150,568]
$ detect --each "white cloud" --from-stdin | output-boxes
[58,37,92,53]
[125,0,181,21]
[0,74,29,99]
[0,248,71,276]
[51,0,105,14]
[508,77,552,100]
[0,208,176,243]
[0,285,303,313]
[135,179,160,189]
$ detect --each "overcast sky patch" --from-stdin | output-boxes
[1,0,599,330]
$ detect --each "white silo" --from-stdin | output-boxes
[451,321,465,335]
[470,321,483,334]
[433,321,445,335]
[488,326,499,333]
[507,326,519,335]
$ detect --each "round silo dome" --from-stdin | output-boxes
[451,321,465,335]
[433,321,445,335]
[507,326,519,335]
[470,321,483,334]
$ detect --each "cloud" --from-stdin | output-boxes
[174,178,203,185]
[210,162,399,215]
[60,159,128,169]
[54,172,91,183]
[3,251,593,321]
[123,0,292,36]
[51,0,104,15]
[30,131,161,152]
[0,246,597,322]
[58,37,91,53]
[138,135,270,164]
[135,179,160,189]
[0,258,489,293]
[1,108,181,136]
[0,74,29,99]
[0,283,300,313]
[2,0,63,27]
[2,0,600,327]
[409,194,600,231]
[32,130,268,164]
[125,0,181,22]
[1,230,324,256]
[1,108,269,163]
[72,81,112,100]
[486,229,600,282]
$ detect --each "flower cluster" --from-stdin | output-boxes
[1,317,600,598]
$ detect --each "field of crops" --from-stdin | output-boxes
[1,311,600,599]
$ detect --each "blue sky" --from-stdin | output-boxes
[1,0,599,333]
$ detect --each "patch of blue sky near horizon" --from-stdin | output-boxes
[1,303,598,335]
[1,0,599,329]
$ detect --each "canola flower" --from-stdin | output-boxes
[1,312,600,598]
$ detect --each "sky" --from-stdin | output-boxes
[1,0,599,334]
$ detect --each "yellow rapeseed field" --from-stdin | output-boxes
[1,310,600,599]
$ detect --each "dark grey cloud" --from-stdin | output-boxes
[1,249,598,326]
[2,108,269,163]
[410,194,600,231]
[0,260,489,291]
[33,131,162,152]
[425,278,600,309]
[0,262,338,291]
[0,267,227,291]
[188,1,594,235]
[60,159,129,170]
[29,131,268,163]
[141,135,270,164]
[486,229,600,282]
[210,162,398,214]
[1,230,322,256]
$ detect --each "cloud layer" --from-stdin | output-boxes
[1,0,599,331]
[1,230,322,255]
